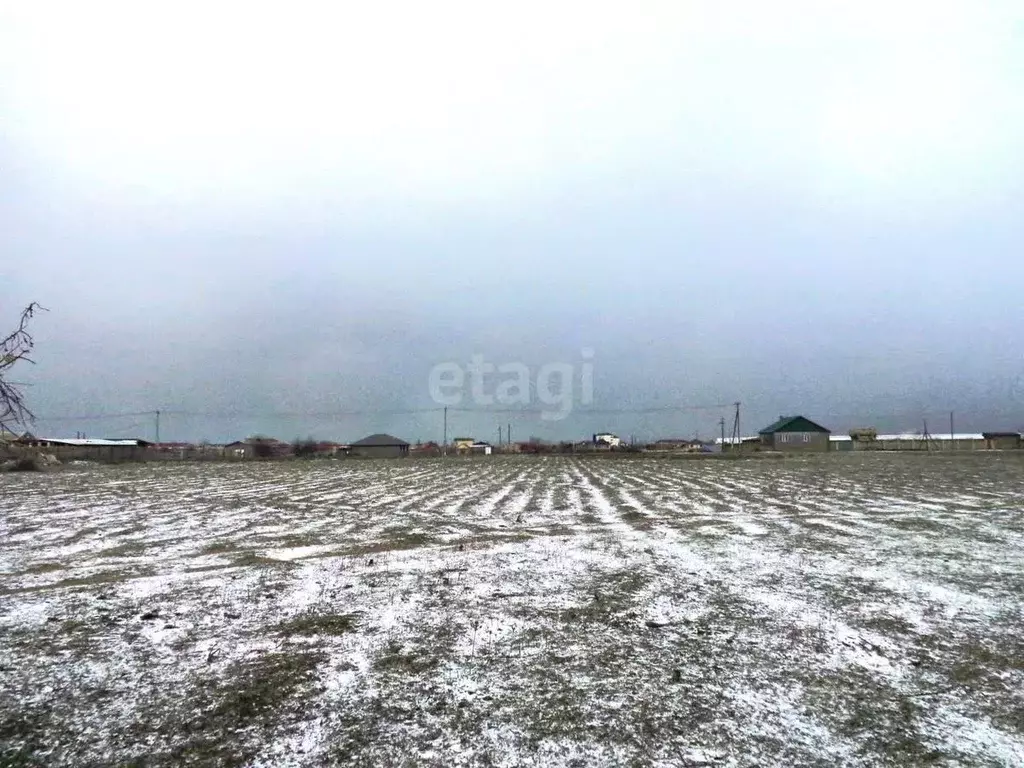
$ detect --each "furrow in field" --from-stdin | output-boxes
[3,454,1024,766]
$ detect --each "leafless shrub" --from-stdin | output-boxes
[1,303,45,430]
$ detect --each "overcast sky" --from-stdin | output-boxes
[2,0,1022,442]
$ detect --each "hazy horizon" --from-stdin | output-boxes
[3,1,1022,443]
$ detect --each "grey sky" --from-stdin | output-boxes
[2,1,1023,442]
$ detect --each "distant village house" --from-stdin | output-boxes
[350,433,410,458]
[758,416,831,452]
[593,433,622,449]
[13,436,151,462]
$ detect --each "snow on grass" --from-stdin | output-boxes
[262,544,338,562]
[1,453,1023,766]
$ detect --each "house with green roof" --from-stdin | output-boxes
[758,415,831,452]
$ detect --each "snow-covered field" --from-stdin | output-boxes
[2,454,1023,766]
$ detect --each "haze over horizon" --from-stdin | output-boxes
[2,0,1022,443]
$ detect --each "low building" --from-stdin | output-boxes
[149,441,199,460]
[831,435,854,452]
[410,441,442,457]
[983,432,1022,450]
[650,438,704,452]
[15,437,151,462]
[716,436,760,453]
[308,441,347,457]
[758,416,831,452]
[350,433,410,458]
[222,436,291,459]
[845,428,876,451]
[851,432,986,451]
[224,440,253,459]
[452,437,475,453]
[148,442,230,461]
[593,433,622,448]
[256,437,292,457]
[470,441,493,455]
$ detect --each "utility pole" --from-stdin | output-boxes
[443,406,447,458]
[730,402,741,450]
[720,417,726,451]
[155,410,160,443]
[950,411,955,451]
[498,426,502,446]
[507,422,511,446]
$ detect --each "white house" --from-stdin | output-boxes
[593,433,622,448]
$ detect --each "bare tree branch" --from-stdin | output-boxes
[1,303,46,430]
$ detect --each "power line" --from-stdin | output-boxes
[35,404,737,420]
[31,410,155,422]
[31,403,741,428]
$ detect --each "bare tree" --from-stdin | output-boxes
[292,437,319,458]
[1,303,45,430]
